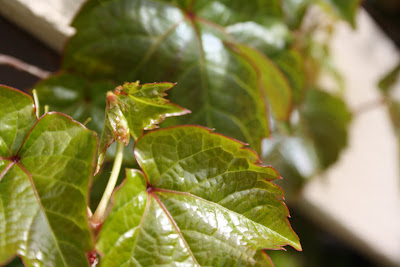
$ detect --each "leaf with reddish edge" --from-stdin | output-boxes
[0,85,37,157]
[271,49,306,104]
[0,85,97,266]
[96,81,189,174]
[97,126,301,266]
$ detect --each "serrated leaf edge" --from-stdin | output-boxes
[0,92,98,265]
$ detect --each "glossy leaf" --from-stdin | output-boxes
[225,20,293,57]
[96,81,189,174]
[0,85,97,266]
[300,89,351,168]
[36,0,305,152]
[97,126,301,266]
[0,85,37,157]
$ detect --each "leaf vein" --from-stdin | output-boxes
[151,192,200,266]
[157,189,293,245]
[127,194,151,263]
[18,163,70,267]
[152,146,225,186]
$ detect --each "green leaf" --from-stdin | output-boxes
[0,85,97,266]
[3,257,25,267]
[38,0,301,152]
[233,44,293,121]
[35,72,112,134]
[378,62,400,137]
[282,0,313,29]
[271,49,306,104]
[96,81,189,174]
[300,89,352,168]
[190,0,283,25]
[378,61,400,94]
[282,0,360,28]
[318,0,361,27]
[225,20,293,56]
[386,100,400,135]
[97,126,301,266]
[0,85,37,157]
[262,136,319,200]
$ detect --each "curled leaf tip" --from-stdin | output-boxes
[106,91,118,103]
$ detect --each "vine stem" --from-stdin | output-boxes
[32,89,40,118]
[91,141,124,224]
[0,53,51,79]
[352,97,386,115]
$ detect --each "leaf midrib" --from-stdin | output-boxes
[187,16,212,128]
[127,195,150,266]
[130,19,184,76]
[151,145,225,186]
[150,191,201,266]
[127,94,173,109]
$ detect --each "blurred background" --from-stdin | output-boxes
[0,0,399,266]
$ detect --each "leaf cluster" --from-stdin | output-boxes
[35,0,357,199]
[0,0,361,265]
[0,82,301,266]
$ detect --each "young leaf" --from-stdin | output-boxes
[97,126,301,266]
[0,85,97,266]
[96,81,189,174]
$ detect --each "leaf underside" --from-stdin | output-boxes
[0,85,97,266]
[97,126,301,266]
